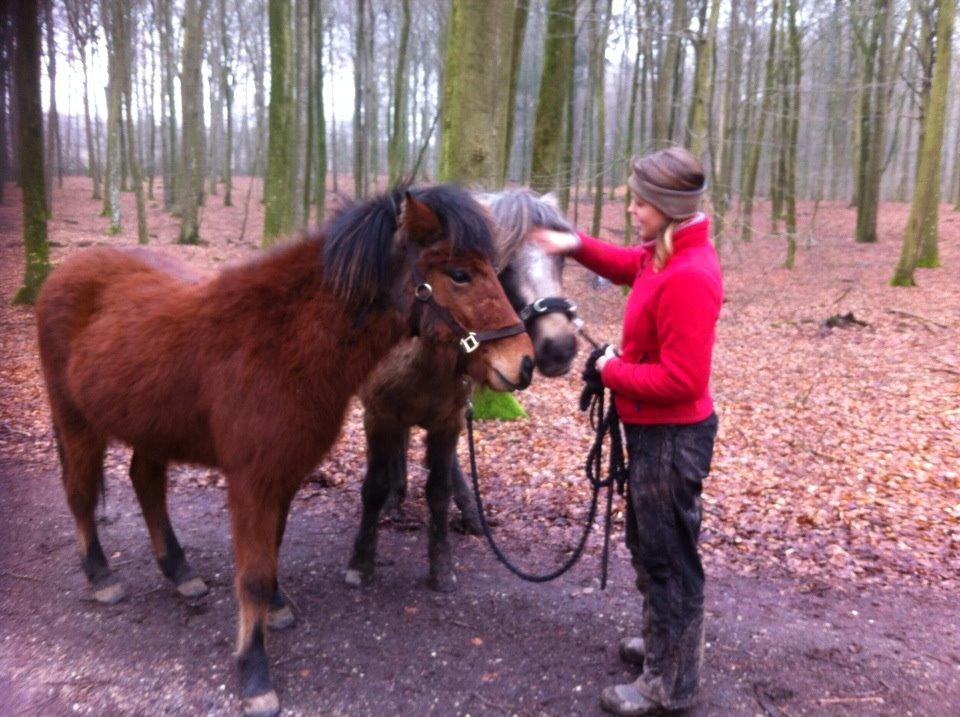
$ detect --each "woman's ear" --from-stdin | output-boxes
[400,192,442,246]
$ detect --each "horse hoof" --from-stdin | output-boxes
[93,580,126,605]
[344,568,367,588]
[454,514,483,536]
[429,572,458,594]
[176,576,209,598]
[268,604,295,631]
[241,689,280,717]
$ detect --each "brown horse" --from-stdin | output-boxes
[35,185,534,717]
[345,189,579,592]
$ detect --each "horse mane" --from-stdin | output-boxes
[481,188,574,267]
[322,183,496,308]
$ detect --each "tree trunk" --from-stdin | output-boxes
[688,0,720,156]
[388,0,411,186]
[558,14,577,213]
[145,21,156,201]
[500,0,530,185]
[854,0,892,243]
[740,0,781,243]
[893,0,955,284]
[0,2,11,204]
[623,0,643,242]
[737,0,759,220]
[101,0,122,232]
[573,25,596,226]
[112,0,148,244]
[208,10,223,199]
[353,0,365,197]
[12,0,50,305]
[44,0,62,195]
[783,0,801,268]
[590,0,613,237]
[158,0,177,210]
[221,0,233,206]
[653,0,685,144]
[770,13,786,228]
[530,0,576,194]
[264,0,295,243]
[363,0,377,194]
[313,0,326,219]
[178,0,206,244]
[711,0,741,243]
[438,0,517,187]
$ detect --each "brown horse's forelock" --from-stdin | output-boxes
[484,189,573,267]
[322,184,496,309]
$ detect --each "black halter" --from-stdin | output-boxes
[408,266,527,354]
[518,296,578,325]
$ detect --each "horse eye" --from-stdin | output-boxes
[447,269,471,284]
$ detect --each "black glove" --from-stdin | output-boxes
[579,344,608,411]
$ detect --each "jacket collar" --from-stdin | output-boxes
[671,213,710,253]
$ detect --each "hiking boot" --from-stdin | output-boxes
[618,636,645,667]
[600,679,665,716]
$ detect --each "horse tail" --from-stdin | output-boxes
[36,251,117,509]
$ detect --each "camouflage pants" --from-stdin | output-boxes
[623,413,718,710]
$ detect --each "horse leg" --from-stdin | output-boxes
[450,456,483,535]
[267,492,295,631]
[381,430,410,521]
[228,478,286,717]
[425,428,459,593]
[56,421,123,604]
[345,425,408,587]
[128,451,208,598]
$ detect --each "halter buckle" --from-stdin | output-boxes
[415,283,433,301]
[460,332,480,354]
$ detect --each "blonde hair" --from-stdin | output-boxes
[654,223,676,272]
[630,147,705,272]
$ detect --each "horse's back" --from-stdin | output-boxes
[38,247,194,342]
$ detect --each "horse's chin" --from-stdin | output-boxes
[485,367,523,392]
[536,358,574,378]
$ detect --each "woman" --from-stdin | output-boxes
[533,147,722,715]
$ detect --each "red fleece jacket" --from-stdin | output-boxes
[573,214,723,425]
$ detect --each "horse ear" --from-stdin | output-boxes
[540,191,559,209]
[401,192,442,245]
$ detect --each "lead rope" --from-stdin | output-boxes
[465,349,628,587]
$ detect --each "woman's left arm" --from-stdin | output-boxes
[601,268,722,403]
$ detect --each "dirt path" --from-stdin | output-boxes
[1,449,957,716]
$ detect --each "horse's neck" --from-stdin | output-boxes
[209,238,407,391]
[408,336,460,378]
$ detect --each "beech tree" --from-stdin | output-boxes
[892,0,955,285]
[12,0,50,305]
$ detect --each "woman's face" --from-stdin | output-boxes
[628,193,668,242]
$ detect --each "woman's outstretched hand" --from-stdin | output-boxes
[529,227,581,255]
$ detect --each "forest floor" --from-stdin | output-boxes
[1,177,958,715]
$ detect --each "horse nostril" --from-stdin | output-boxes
[519,355,534,388]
